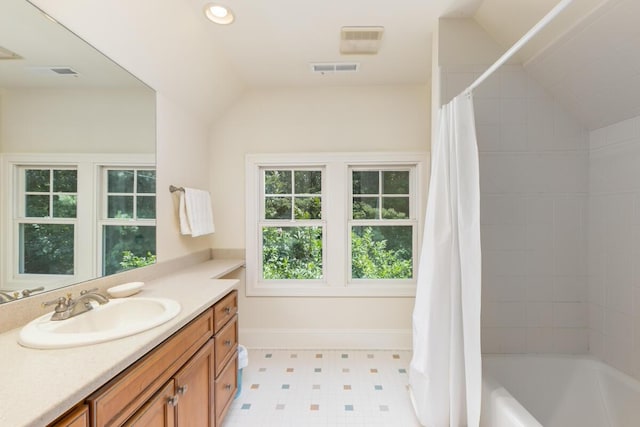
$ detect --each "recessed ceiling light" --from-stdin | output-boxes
[204,3,235,25]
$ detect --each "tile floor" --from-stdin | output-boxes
[222,349,421,427]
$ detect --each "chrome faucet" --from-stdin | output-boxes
[42,288,110,321]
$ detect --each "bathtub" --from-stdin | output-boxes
[480,355,640,427]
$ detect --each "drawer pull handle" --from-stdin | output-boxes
[223,384,232,391]
[224,306,232,314]
[177,385,188,395]
[167,395,179,407]
[224,339,232,347]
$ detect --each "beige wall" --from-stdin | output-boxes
[27,0,235,262]
[209,85,430,347]
[0,88,154,153]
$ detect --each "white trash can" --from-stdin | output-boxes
[235,345,248,398]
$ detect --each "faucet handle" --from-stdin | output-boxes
[80,288,99,296]
[42,296,69,312]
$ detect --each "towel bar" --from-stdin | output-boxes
[169,185,184,193]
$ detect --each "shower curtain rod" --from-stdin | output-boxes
[464,0,574,95]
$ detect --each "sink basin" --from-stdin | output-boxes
[18,297,181,349]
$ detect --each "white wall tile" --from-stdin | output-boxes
[589,303,604,332]
[525,276,555,302]
[526,303,553,327]
[553,303,587,328]
[480,195,524,225]
[553,328,588,353]
[605,115,637,143]
[526,328,555,353]
[554,276,587,302]
[604,310,633,341]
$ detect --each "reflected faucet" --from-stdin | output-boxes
[0,291,18,303]
[21,286,45,297]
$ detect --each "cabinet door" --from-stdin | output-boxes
[124,380,176,427]
[174,339,215,427]
[49,404,89,427]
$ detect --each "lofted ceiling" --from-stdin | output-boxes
[194,0,484,87]
[22,0,640,130]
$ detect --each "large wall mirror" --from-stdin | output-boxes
[0,0,157,304]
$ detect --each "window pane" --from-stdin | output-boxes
[137,196,156,219]
[294,197,321,219]
[25,195,50,217]
[108,170,134,193]
[265,170,291,194]
[352,197,378,219]
[265,196,292,219]
[352,171,379,195]
[351,225,412,279]
[382,197,409,219]
[53,195,77,218]
[103,225,156,275]
[382,171,409,194]
[20,224,74,274]
[294,170,321,194]
[53,170,77,192]
[137,170,156,193]
[25,169,50,192]
[262,226,323,280]
[108,195,134,218]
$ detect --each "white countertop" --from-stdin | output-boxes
[0,259,243,427]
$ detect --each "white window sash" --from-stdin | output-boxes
[246,152,429,297]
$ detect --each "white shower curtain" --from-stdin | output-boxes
[409,93,482,427]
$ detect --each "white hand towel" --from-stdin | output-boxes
[179,187,215,237]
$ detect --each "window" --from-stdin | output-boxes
[350,169,414,280]
[261,169,324,280]
[17,167,77,275]
[100,168,157,275]
[246,152,429,297]
[2,154,155,290]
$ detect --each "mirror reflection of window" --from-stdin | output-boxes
[18,167,77,275]
[101,168,156,275]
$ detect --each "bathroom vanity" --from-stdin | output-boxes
[0,259,243,427]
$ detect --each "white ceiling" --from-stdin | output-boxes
[20,0,640,130]
[0,0,146,89]
[524,0,640,130]
[195,0,484,87]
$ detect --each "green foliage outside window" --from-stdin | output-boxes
[351,226,412,279]
[262,227,323,279]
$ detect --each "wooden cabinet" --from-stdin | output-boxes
[57,290,240,427]
[50,405,90,427]
[174,339,215,426]
[123,381,176,427]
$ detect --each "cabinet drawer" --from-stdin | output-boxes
[213,290,237,333]
[214,351,238,425]
[87,309,213,427]
[214,315,238,377]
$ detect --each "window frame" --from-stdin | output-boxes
[98,166,157,276]
[246,152,429,297]
[1,153,154,291]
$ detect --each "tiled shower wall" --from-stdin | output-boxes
[589,114,640,379]
[441,63,589,353]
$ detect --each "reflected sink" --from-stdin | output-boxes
[18,297,181,349]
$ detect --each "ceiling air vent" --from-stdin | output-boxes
[50,67,79,75]
[0,46,22,60]
[310,62,359,75]
[340,26,384,55]
[27,66,80,76]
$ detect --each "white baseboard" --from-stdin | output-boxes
[239,328,412,350]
